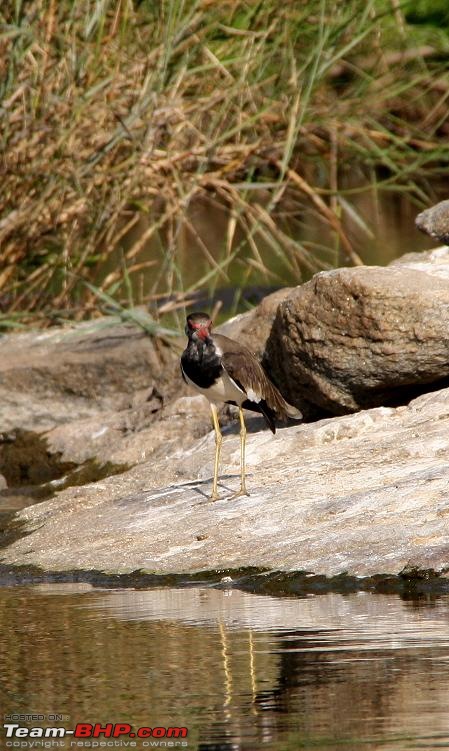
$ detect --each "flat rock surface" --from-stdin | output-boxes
[2,387,449,578]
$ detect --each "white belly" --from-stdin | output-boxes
[183,368,245,406]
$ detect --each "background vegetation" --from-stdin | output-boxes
[1,0,449,329]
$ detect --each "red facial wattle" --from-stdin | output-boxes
[191,320,211,339]
[196,326,209,340]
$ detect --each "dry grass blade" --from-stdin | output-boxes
[283,165,364,266]
[0,0,448,327]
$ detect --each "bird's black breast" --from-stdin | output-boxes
[181,340,222,389]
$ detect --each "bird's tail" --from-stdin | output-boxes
[261,373,303,424]
[283,400,303,420]
[259,394,302,433]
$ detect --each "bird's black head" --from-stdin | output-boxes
[185,312,213,341]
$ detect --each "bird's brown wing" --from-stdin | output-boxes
[215,335,301,420]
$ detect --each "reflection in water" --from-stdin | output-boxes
[1,587,449,750]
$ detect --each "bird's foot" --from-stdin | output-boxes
[229,487,250,500]
[210,485,250,501]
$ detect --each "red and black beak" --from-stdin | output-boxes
[185,313,212,341]
[193,324,210,341]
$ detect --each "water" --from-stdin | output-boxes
[102,188,437,309]
[2,584,449,750]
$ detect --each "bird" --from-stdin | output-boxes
[181,311,302,500]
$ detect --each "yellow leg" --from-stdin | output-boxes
[210,403,222,501]
[219,622,232,719]
[249,630,258,715]
[232,407,249,498]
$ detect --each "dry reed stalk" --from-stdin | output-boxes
[0,0,448,327]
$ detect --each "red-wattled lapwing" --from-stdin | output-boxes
[181,311,302,500]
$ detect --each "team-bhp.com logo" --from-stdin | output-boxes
[3,722,188,748]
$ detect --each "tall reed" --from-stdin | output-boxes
[1,0,448,328]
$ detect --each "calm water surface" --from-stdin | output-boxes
[2,585,449,751]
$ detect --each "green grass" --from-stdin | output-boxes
[1,0,449,331]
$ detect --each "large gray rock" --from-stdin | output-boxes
[2,385,449,578]
[391,245,449,279]
[264,265,449,415]
[0,318,177,432]
[416,200,449,245]
[218,287,292,359]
